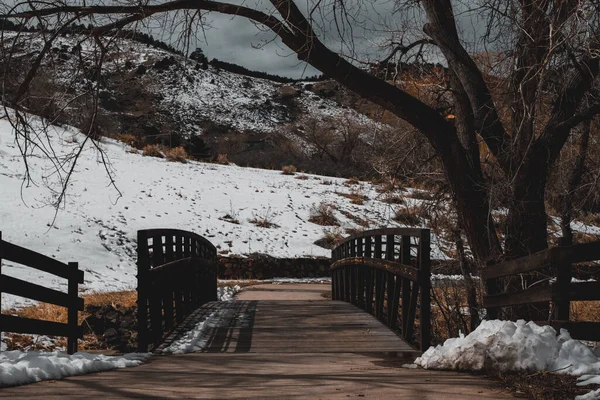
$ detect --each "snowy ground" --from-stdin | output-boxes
[414,320,600,399]
[0,110,444,309]
[0,351,149,388]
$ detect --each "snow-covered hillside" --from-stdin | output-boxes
[0,111,439,309]
[2,32,380,140]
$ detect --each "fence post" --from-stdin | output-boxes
[137,230,150,352]
[419,230,431,351]
[67,262,80,354]
[0,232,3,326]
[554,247,571,321]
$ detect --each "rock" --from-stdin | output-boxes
[277,85,299,99]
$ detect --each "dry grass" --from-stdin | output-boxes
[406,190,435,201]
[9,291,138,324]
[344,177,360,186]
[381,194,406,205]
[115,133,140,148]
[338,209,370,228]
[165,146,189,163]
[142,144,164,158]
[281,164,297,175]
[393,206,423,226]
[249,208,279,228]
[319,228,345,249]
[337,190,368,205]
[571,300,600,322]
[217,153,229,165]
[295,174,309,180]
[309,203,340,226]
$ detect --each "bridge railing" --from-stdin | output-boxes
[331,228,431,350]
[137,229,218,352]
[0,232,84,354]
[482,240,600,341]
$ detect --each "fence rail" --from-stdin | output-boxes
[0,232,84,354]
[331,228,431,350]
[137,229,218,352]
[482,240,600,341]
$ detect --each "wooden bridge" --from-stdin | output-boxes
[0,229,510,398]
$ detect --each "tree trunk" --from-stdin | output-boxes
[504,146,550,320]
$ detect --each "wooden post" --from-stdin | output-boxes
[137,230,150,352]
[0,232,3,320]
[401,236,411,335]
[419,230,431,351]
[374,235,382,259]
[555,248,571,321]
[386,235,395,261]
[67,262,79,354]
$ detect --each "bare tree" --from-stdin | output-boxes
[2,1,600,316]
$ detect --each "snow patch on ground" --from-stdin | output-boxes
[218,285,242,301]
[0,351,149,387]
[415,320,600,399]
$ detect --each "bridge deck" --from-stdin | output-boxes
[0,284,510,399]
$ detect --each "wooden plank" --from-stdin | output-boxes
[569,282,600,301]
[480,248,554,280]
[1,240,83,282]
[330,258,419,281]
[566,241,600,263]
[0,274,84,310]
[1,314,71,337]
[385,235,395,261]
[137,230,150,352]
[483,285,554,308]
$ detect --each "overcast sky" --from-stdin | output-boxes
[2,0,490,78]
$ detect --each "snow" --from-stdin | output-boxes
[218,285,242,301]
[0,350,149,387]
[0,109,448,309]
[415,320,600,399]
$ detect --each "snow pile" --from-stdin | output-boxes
[415,320,600,399]
[0,350,149,387]
[218,285,242,301]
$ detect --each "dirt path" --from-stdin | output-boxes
[1,284,511,399]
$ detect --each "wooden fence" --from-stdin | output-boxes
[137,229,218,352]
[482,240,600,341]
[331,228,431,350]
[0,232,84,354]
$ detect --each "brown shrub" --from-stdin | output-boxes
[281,165,297,175]
[115,133,140,148]
[382,194,406,205]
[249,208,279,228]
[337,190,368,205]
[217,153,230,165]
[345,177,360,186]
[393,207,422,226]
[309,203,339,226]
[165,146,189,163]
[406,190,435,201]
[142,144,164,158]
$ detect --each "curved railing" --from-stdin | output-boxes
[136,229,218,352]
[331,228,431,350]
